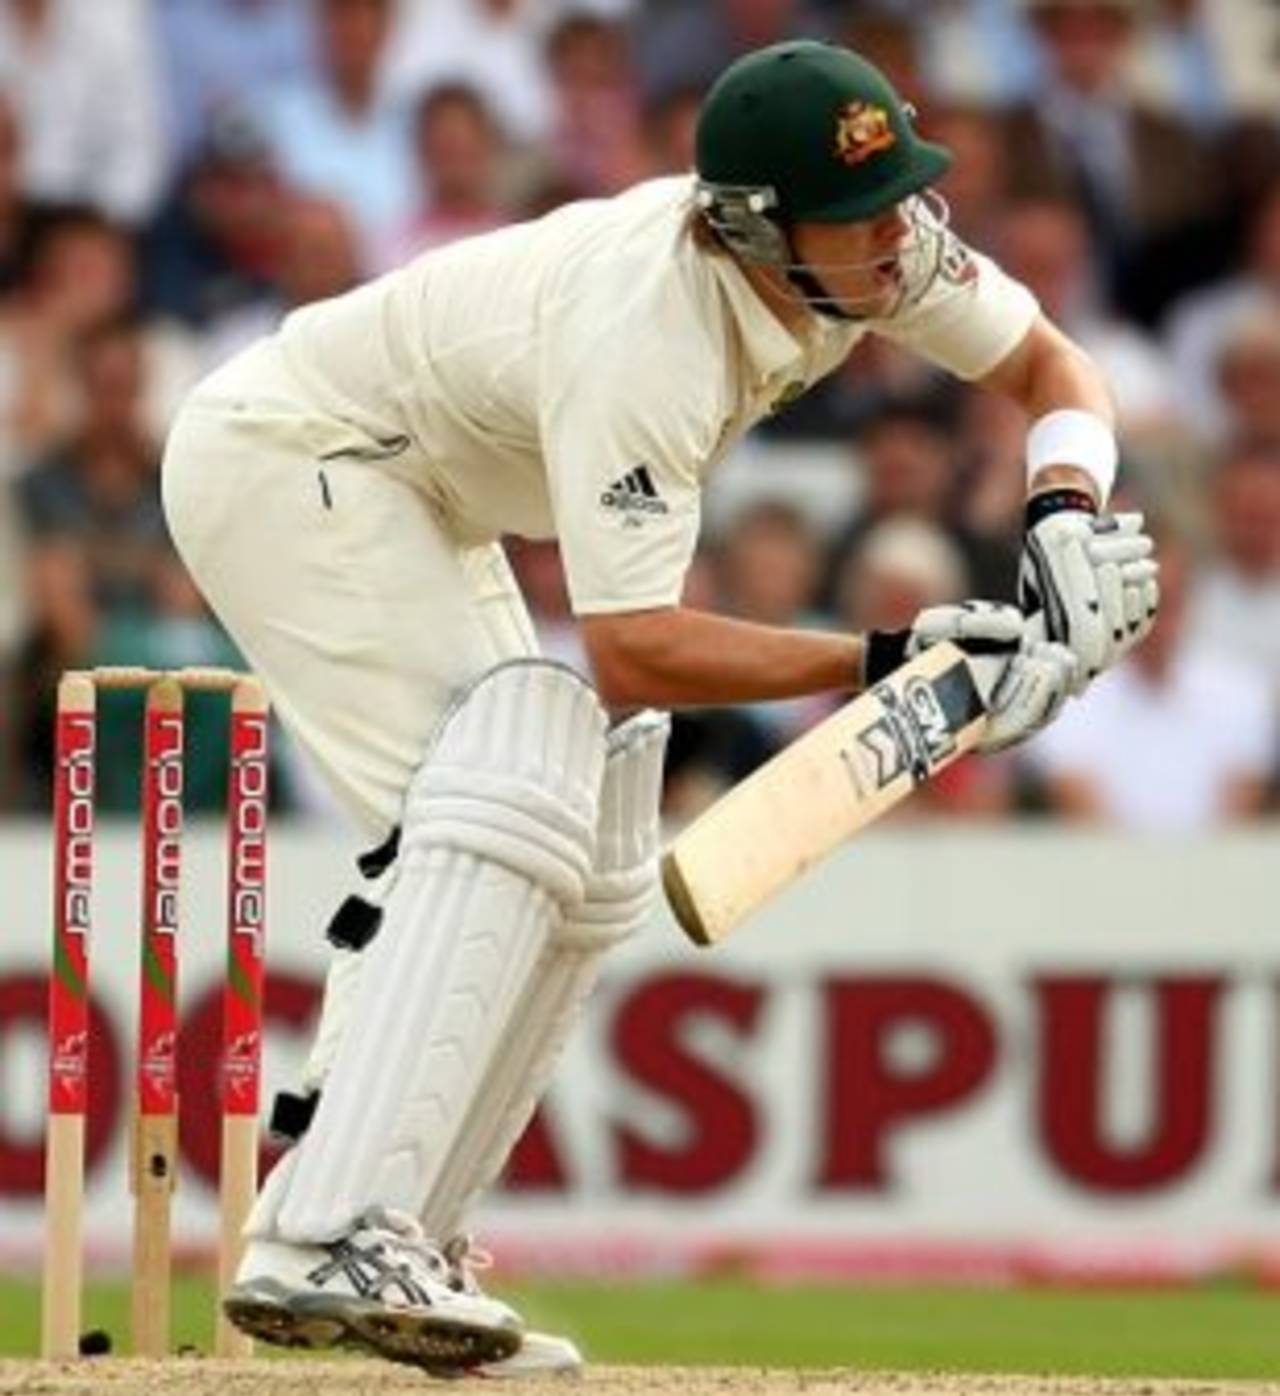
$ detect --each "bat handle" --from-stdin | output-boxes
[963,609,1047,710]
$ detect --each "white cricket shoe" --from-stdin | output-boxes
[223,1208,523,1374]
[443,1235,584,1378]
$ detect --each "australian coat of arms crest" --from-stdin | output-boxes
[834,101,896,166]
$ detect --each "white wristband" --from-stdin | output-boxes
[1025,409,1117,503]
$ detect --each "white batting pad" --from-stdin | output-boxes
[275,662,605,1242]
[299,948,364,1097]
[421,709,670,1239]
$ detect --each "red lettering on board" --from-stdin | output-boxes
[817,977,997,1189]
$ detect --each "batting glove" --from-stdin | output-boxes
[864,600,1079,753]
[1019,490,1160,695]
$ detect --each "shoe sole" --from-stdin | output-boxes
[223,1283,522,1374]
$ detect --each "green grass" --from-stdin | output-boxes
[3,1274,1280,1378]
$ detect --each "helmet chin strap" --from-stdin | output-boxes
[784,264,859,322]
[777,220,858,322]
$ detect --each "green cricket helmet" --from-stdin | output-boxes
[694,41,955,318]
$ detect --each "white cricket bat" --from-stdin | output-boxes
[662,640,994,945]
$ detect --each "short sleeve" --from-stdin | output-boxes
[876,235,1040,381]
[541,350,720,616]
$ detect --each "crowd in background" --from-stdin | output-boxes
[0,0,1278,828]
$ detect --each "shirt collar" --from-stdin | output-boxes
[706,245,809,382]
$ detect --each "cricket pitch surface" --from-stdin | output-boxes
[4,1362,1280,1395]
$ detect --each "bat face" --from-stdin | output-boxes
[848,659,984,792]
[661,642,991,946]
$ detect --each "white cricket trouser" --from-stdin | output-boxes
[161,337,538,836]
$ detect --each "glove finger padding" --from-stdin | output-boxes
[909,600,1025,655]
[981,640,1079,753]
[865,600,1027,688]
[1094,556,1127,663]
[1123,578,1145,629]
[1096,537,1159,663]
[1118,563,1160,655]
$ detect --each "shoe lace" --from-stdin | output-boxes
[360,1206,451,1283]
[441,1233,493,1294]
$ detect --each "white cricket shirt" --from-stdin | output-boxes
[272,176,1038,615]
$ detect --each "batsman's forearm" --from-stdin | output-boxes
[581,606,864,709]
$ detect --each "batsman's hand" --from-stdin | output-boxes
[864,600,1078,753]
[1019,491,1160,695]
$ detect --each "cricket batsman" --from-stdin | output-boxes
[161,41,1158,1376]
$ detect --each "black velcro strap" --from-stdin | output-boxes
[864,629,910,686]
[357,825,401,880]
[1025,488,1098,529]
[269,1089,319,1143]
[326,895,384,951]
[955,635,1020,657]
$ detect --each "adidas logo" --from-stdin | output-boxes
[599,465,669,519]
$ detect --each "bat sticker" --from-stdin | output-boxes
[848,662,980,792]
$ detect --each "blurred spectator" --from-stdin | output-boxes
[716,498,832,748]
[0,93,34,293]
[546,13,649,196]
[993,195,1179,440]
[387,0,557,145]
[1003,0,1218,323]
[663,697,774,821]
[719,498,824,630]
[1032,536,1276,830]
[202,194,362,365]
[374,85,509,270]
[1100,0,1228,129]
[1165,179,1280,444]
[917,0,1041,106]
[0,210,137,462]
[1189,442,1280,694]
[506,537,587,673]
[0,0,168,224]
[925,103,1012,249]
[6,207,203,446]
[953,389,1027,548]
[15,318,170,671]
[1126,0,1280,127]
[255,0,413,261]
[837,13,922,109]
[0,207,140,699]
[0,86,24,745]
[158,0,316,165]
[142,114,288,331]
[833,514,968,635]
[634,0,831,102]
[11,316,173,807]
[1214,314,1280,454]
[827,398,1018,603]
[644,82,701,176]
